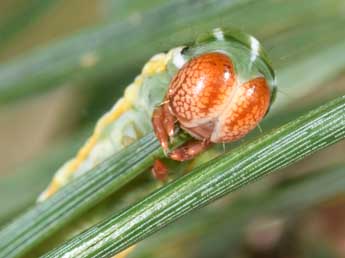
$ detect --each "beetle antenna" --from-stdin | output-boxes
[257,123,263,133]
[159,100,170,106]
[277,89,294,99]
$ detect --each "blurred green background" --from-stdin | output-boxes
[0,0,344,257]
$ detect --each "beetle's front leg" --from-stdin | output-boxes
[152,100,176,153]
[169,139,212,161]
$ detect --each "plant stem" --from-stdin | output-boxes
[43,96,345,257]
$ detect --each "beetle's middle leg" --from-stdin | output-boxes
[151,139,211,181]
[169,139,212,161]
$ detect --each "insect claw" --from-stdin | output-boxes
[163,148,169,157]
[168,129,175,138]
[169,135,174,144]
[161,141,170,156]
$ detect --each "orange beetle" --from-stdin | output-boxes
[152,51,272,178]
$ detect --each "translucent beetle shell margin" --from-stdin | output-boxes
[152,28,277,162]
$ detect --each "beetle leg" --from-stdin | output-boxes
[152,105,169,153]
[153,99,176,153]
[162,101,175,139]
[169,139,212,161]
[151,159,169,181]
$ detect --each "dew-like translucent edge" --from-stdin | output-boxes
[194,27,276,78]
[192,26,277,105]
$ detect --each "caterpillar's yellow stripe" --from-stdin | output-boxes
[38,48,179,202]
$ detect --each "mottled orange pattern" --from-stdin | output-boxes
[168,52,236,128]
[152,51,271,164]
[214,77,270,142]
[167,52,270,142]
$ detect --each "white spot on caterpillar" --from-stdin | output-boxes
[172,47,186,68]
[250,36,260,63]
[213,27,225,41]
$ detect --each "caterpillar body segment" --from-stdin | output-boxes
[38,47,185,201]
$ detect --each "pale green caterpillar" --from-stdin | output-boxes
[39,27,276,202]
